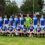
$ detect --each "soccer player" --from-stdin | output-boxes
[3,15,9,29]
[9,16,14,26]
[12,22,16,30]
[19,14,24,25]
[30,23,34,32]
[1,23,8,34]
[33,13,38,30]
[40,15,45,30]
[24,14,32,31]
[29,23,34,37]
[16,23,21,35]
[19,14,24,31]
[33,22,41,37]
[12,22,16,34]
[8,24,14,31]
[36,22,41,33]
[14,15,19,29]
[8,24,14,36]
[0,16,3,32]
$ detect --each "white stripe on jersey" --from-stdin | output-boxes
[9,18,13,21]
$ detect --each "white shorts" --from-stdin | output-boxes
[20,25,24,29]
[33,25,37,30]
[16,26,20,30]
[40,25,44,29]
[15,31,19,35]
[5,24,9,29]
[12,26,15,29]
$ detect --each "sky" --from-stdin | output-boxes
[10,0,23,8]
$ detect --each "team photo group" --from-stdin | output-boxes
[0,13,45,37]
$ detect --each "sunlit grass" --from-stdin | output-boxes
[0,36,45,45]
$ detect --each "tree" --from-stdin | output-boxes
[0,0,5,16]
[20,0,43,14]
[33,0,43,12]
[5,1,20,16]
[20,0,33,13]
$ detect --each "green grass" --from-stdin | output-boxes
[0,36,45,45]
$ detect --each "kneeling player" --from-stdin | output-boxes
[30,23,34,32]
[30,23,34,37]
[2,24,8,35]
[11,23,16,35]
[23,27,30,37]
[15,23,21,36]
[8,24,14,36]
[36,22,42,35]
[20,24,24,32]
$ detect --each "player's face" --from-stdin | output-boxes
[34,14,36,17]
[10,16,12,18]
[21,15,23,17]
[5,16,7,18]
[41,15,43,18]
[15,15,17,18]
[27,14,29,17]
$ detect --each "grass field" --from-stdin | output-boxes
[0,36,45,45]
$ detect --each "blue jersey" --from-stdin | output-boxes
[9,18,13,25]
[0,17,3,27]
[4,18,9,24]
[40,18,44,26]
[14,18,19,26]
[19,17,24,25]
[33,17,38,25]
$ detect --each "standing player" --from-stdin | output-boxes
[0,16,3,33]
[19,14,24,31]
[24,14,32,31]
[33,13,38,30]
[9,16,14,26]
[3,15,9,29]
[14,15,19,30]
[40,15,45,30]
